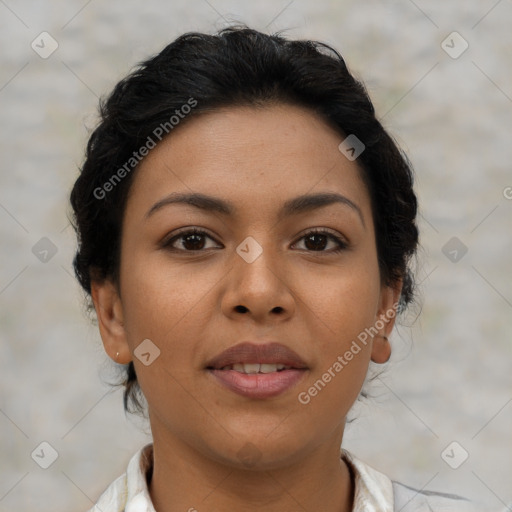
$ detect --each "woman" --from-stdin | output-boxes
[69,25,488,512]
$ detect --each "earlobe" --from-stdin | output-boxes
[370,280,402,364]
[90,279,132,364]
[370,334,391,364]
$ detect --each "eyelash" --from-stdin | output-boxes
[161,227,348,254]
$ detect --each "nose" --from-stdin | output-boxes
[221,241,296,324]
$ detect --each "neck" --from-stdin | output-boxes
[148,429,354,512]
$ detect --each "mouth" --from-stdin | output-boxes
[205,342,308,399]
[213,363,296,373]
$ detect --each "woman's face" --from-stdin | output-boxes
[93,104,400,469]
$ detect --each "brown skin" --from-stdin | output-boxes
[91,104,402,512]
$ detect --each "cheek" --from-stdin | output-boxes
[119,250,213,343]
[293,272,377,422]
[118,250,225,403]
[296,255,381,343]
[292,257,380,408]
[118,254,212,416]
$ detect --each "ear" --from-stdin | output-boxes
[370,279,402,364]
[90,279,132,364]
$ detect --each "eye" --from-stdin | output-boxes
[292,229,348,253]
[161,228,221,252]
[161,227,348,254]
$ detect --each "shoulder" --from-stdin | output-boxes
[86,444,154,512]
[342,450,496,512]
[392,480,487,511]
[85,472,128,512]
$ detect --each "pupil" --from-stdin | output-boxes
[184,234,204,250]
[305,234,327,251]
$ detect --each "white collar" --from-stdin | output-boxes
[89,443,485,512]
[90,443,393,511]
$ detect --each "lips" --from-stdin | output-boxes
[206,342,308,399]
[205,342,308,370]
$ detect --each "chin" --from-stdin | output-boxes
[203,428,310,471]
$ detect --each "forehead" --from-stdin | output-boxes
[125,104,372,224]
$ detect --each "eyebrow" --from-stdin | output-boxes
[145,191,365,228]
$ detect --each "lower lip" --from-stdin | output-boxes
[208,369,307,399]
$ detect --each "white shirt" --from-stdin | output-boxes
[87,444,497,511]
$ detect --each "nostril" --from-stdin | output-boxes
[235,305,248,313]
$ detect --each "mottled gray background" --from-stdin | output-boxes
[1,1,511,511]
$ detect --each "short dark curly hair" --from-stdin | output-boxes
[69,25,419,416]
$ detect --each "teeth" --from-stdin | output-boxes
[243,363,260,374]
[260,363,278,373]
[220,363,292,373]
